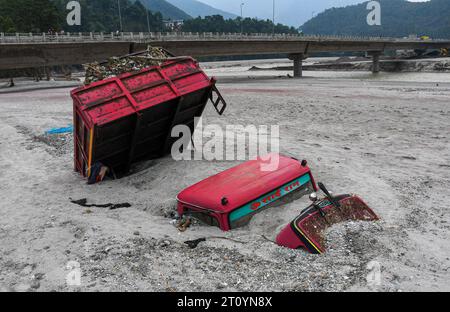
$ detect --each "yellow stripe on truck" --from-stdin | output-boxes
[87,128,94,177]
[293,222,323,254]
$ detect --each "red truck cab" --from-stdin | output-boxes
[177,154,317,231]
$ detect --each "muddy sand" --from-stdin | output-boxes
[0,63,449,292]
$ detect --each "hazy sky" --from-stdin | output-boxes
[198,0,430,26]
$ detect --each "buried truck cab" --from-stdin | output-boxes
[177,154,317,231]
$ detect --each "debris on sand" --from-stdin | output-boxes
[400,155,417,161]
[176,218,192,232]
[70,198,131,210]
[184,237,246,249]
[84,46,171,85]
[87,162,112,185]
[184,238,207,249]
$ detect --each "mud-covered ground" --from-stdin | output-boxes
[0,63,449,292]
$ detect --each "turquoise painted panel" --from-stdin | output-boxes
[229,174,311,222]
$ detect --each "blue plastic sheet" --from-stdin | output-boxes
[45,125,73,135]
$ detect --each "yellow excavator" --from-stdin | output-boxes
[418,36,448,57]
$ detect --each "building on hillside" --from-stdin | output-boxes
[164,20,184,32]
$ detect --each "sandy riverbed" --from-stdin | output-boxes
[0,61,449,292]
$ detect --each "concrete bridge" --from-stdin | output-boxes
[1,32,450,77]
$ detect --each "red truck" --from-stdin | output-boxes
[177,154,317,231]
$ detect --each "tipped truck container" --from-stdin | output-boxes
[71,56,226,178]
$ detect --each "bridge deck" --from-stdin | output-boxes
[1,32,450,72]
[2,32,449,44]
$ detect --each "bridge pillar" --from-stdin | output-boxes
[368,51,382,74]
[288,53,307,78]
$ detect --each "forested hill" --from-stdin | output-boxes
[181,15,299,34]
[52,0,167,32]
[139,0,191,20]
[301,0,450,38]
[0,0,170,33]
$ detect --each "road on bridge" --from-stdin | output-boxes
[1,32,450,77]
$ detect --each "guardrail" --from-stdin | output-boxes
[1,32,447,43]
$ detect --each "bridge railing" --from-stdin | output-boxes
[0,32,447,43]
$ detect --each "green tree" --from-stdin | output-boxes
[0,16,16,33]
[182,15,298,34]
[51,0,165,32]
[0,0,61,33]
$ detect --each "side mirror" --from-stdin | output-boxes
[309,192,318,202]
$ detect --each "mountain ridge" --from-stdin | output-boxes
[166,0,236,20]
[138,0,191,20]
[197,0,366,26]
[300,0,450,38]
